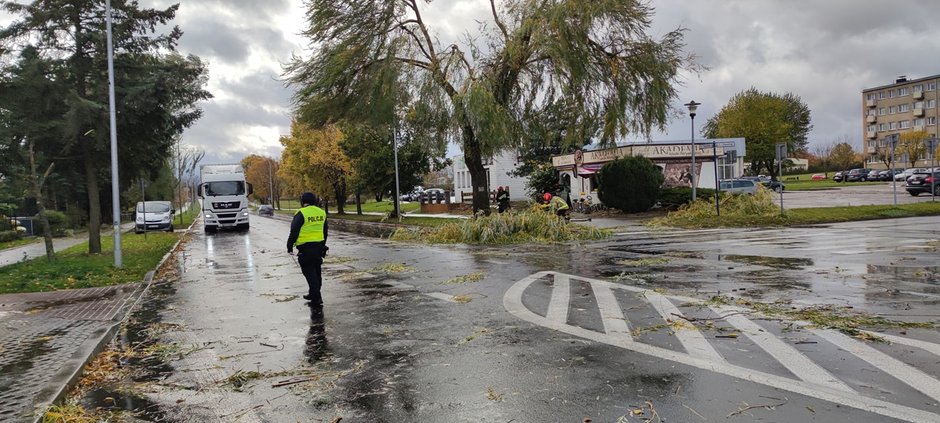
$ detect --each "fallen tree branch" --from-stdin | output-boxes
[727,397,788,418]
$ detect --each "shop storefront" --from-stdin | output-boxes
[551,138,746,199]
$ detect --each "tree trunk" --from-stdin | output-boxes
[333,178,347,214]
[462,124,491,214]
[83,148,102,254]
[28,143,55,260]
[355,191,362,215]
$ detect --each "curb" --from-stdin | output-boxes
[30,219,196,422]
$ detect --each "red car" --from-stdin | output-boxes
[811,174,826,180]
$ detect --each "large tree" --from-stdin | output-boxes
[286,0,695,213]
[1,0,211,254]
[703,87,812,177]
[830,142,859,172]
[898,129,929,168]
[241,155,280,207]
[280,122,352,213]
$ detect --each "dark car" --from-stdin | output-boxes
[833,171,844,182]
[905,171,939,196]
[845,168,872,182]
[258,204,274,216]
[742,176,785,192]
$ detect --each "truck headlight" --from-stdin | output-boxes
[205,214,212,218]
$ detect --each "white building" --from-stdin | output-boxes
[452,151,530,202]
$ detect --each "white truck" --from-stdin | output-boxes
[199,164,253,233]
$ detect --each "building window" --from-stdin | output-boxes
[914,118,925,126]
[900,120,910,129]
[879,123,887,131]
[889,90,895,98]
[866,93,875,101]
[928,82,937,91]
[867,109,876,116]
[915,101,924,109]
[889,105,897,114]
[899,103,910,112]
[929,117,937,126]
[868,125,877,132]
[898,87,909,96]
[913,84,923,93]
[928,99,937,109]
[880,91,887,99]
[890,122,898,130]
[879,107,886,115]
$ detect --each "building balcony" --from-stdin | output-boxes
[866,131,877,139]
[914,124,925,131]
[914,108,925,117]
[866,115,877,123]
[866,99,876,108]
[913,90,924,100]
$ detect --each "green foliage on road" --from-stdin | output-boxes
[650,187,940,228]
[328,213,453,227]
[390,208,611,244]
[0,233,178,294]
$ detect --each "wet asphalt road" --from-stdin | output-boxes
[101,214,940,422]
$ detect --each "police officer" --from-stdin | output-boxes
[287,192,329,306]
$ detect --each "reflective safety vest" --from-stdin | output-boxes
[295,206,326,244]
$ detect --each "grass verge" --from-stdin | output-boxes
[650,187,940,228]
[390,208,611,244]
[0,232,178,294]
[0,236,40,251]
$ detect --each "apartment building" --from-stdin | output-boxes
[862,74,940,169]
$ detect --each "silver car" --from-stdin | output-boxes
[719,179,758,195]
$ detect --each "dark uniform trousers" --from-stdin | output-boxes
[296,241,326,303]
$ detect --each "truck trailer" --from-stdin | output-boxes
[199,164,253,233]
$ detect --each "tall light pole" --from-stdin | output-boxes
[393,125,401,218]
[889,133,899,207]
[712,139,720,216]
[267,158,275,206]
[106,0,122,267]
[928,136,938,202]
[685,101,701,201]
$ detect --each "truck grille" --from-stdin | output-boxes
[217,213,237,218]
[212,201,241,210]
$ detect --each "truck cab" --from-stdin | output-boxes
[199,164,253,233]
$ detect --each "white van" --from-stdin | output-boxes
[135,201,175,233]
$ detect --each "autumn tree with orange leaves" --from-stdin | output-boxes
[241,155,281,208]
[280,122,353,213]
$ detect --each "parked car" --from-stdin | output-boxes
[719,179,758,195]
[878,169,901,181]
[845,168,872,182]
[866,170,881,181]
[135,201,174,233]
[420,188,446,202]
[811,173,826,180]
[832,171,844,182]
[905,171,939,196]
[896,168,927,182]
[258,204,274,216]
[742,176,785,192]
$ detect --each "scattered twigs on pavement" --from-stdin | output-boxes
[682,403,707,420]
[727,396,788,418]
[259,342,282,349]
[272,376,319,388]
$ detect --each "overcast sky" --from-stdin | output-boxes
[134,1,940,162]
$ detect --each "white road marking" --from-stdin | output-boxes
[546,273,570,324]
[503,271,940,423]
[714,305,856,393]
[865,331,940,356]
[590,280,633,345]
[644,291,724,362]
[814,328,940,404]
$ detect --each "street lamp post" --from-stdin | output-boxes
[712,140,720,216]
[889,133,899,207]
[106,0,122,267]
[393,125,401,218]
[928,136,938,202]
[685,101,701,202]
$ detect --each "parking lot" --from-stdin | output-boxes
[777,182,938,209]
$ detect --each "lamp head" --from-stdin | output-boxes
[684,100,700,118]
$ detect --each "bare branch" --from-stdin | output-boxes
[489,0,509,40]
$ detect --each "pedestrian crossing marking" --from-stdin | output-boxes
[504,271,940,423]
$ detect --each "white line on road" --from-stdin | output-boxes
[546,273,570,324]
[814,328,940,404]
[644,291,724,362]
[865,331,940,357]
[590,280,633,345]
[503,271,940,423]
[714,305,857,394]
[425,292,457,303]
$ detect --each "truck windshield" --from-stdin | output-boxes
[205,181,245,196]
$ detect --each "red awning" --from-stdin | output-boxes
[577,163,603,176]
